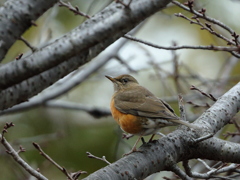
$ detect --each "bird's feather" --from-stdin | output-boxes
[114,86,179,120]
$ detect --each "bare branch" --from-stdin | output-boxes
[0,27,139,115]
[59,1,91,18]
[19,36,37,52]
[183,160,240,179]
[168,164,192,180]
[124,34,240,57]
[86,152,111,165]
[0,132,47,180]
[190,85,217,101]
[33,142,81,180]
[174,12,237,47]
[172,0,237,37]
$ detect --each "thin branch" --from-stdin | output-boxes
[86,152,111,165]
[172,0,237,37]
[15,53,23,60]
[192,133,214,144]
[33,142,76,180]
[172,48,183,93]
[190,85,217,101]
[114,55,137,73]
[197,159,212,171]
[183,159,240,179]
[59,1,91,18]
[44,100,111,118]
[186,101,210,108]
[115,0,132,8]
[1,122,14,137]
[19,36,37,52]
[168,164,192,180]
[174,13,235,46]
[124,34,240,57]
[223,131,240,139]
[0,124,48,180]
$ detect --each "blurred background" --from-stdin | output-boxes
[0,0,240,179]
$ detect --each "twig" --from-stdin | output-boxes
[0,123,48,180]
[172,0,238,38]
[70,171,87,180]
[33,142,77,180]
[1,122,14,138]
[115,0,132,8]
[190,85,217,101]
[168,164,192,180]
[114,55,137,73]
[197,159,212,170]
[223,131,240,139]
[232,117,240,133]
[174,13,235,46]
[192,133,213,144]
[17,145,26,154]
[172,49,182,93]
[148,58,175,95]
[86,152,111,165]
[124,34,240,57]
[15,53,23,60]
[59,1,91,18]
[19,36,36,52]
[44,100,111,118]
[216,56,239,94]
[186,101,210,108]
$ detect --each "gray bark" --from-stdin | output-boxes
[0,0,58,60]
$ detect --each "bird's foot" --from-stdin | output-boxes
[141,137,146,144]
[123,147,142,157]
[156,132,166,137]
[122,133,134,140]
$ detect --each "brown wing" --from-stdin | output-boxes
[114,86,179,120]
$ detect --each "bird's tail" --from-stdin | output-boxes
[170,119,198,129]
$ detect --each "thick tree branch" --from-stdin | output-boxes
[0,0,58,60]
[44,100,111,118]
[0,0,172,110]
[194,137,240,162]
[0,35,130,114]
[83,82,240,179]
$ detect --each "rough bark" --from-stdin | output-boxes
[0,0,58,60]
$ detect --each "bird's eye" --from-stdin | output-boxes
[122,78,128,83]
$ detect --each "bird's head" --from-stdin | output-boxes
[105,74,139,92]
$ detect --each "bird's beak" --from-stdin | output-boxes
[105,75,117,83]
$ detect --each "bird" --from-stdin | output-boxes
[106,74,197,155]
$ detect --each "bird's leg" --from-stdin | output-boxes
[149,132,166,142]
[148,134,155,142]
[141,137,146,144]
[122,133,134,140]
[123,135,143,156]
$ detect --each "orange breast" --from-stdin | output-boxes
[110,98,143,135]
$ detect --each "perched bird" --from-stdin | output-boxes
[106,74,196,154]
